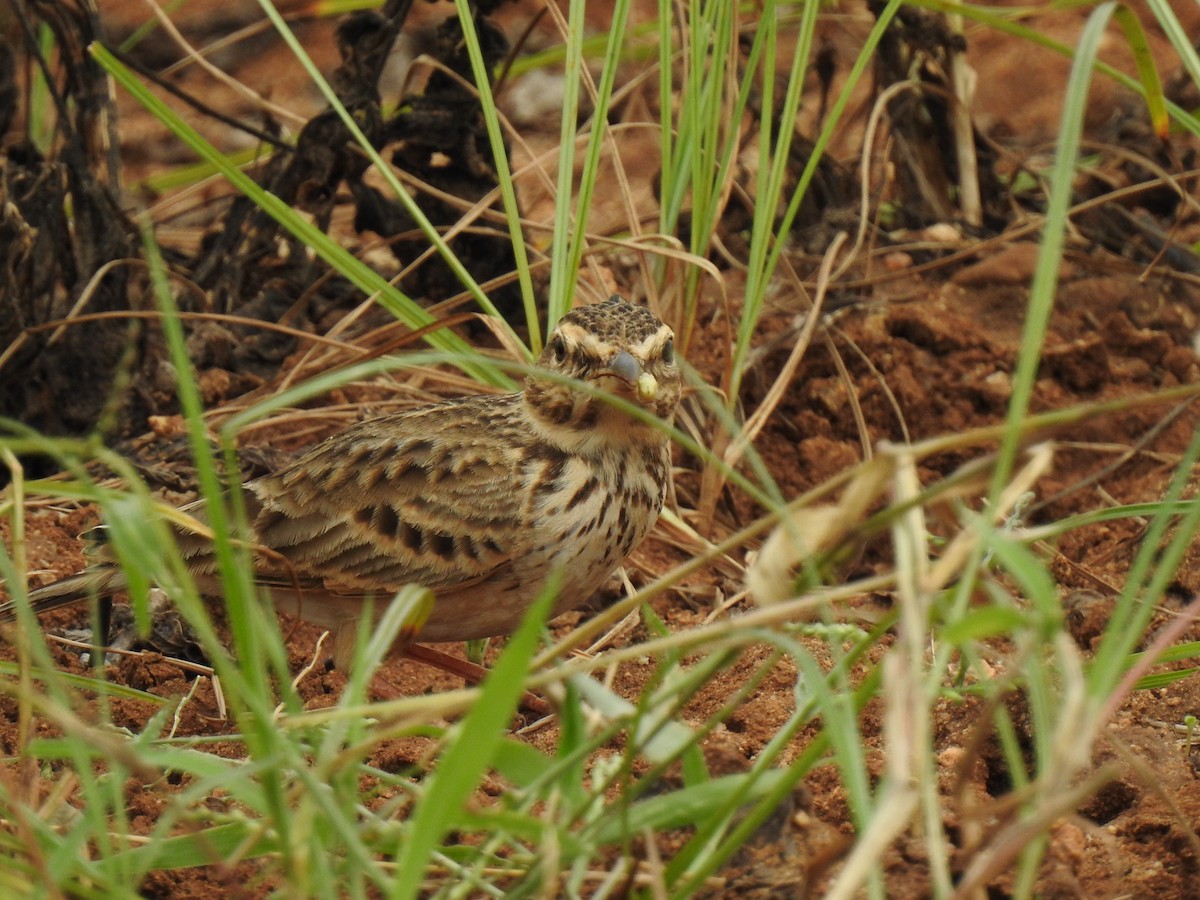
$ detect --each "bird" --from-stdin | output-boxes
[0,295,681,672]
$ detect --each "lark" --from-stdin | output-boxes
[1,296,681,669]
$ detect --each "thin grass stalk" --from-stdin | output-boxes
[727,0,818,401]
[655,0,741,346]
[825,450,929,900]
[946,0,981,225]
[667,638,889,895]
[561,0,633,318]
[252,0,524,346]
[946,2,1105,634]
[451,0,541,345]
[917,0,1199,139]
[1091,428,1200,691]
[770,0,891,252]
[141,221,317,886]
[391,581,556,899]
[1143,0,1200,90]
[92,37,513,389]
[655,0,677,238]
[546,0,587,329]
[1,444,238,890]
[992,2,1132,498]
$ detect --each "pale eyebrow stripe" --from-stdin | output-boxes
[627,326,672,358]
[559,322,671,359]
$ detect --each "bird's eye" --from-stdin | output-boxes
[661,338,675,365]
[549,334,567,364]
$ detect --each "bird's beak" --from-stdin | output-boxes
[609,349,658,403]
[610,349,642,383]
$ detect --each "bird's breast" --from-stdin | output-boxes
[521,443,668,602]
[403,441,668,643]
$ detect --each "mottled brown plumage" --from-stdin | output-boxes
[1,296,681,668]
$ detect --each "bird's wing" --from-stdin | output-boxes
[230,396,540,596]
[1,395,542,622]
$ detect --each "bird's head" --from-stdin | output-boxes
[524,296,681,449]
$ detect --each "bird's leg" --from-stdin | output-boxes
[90,595,113,670]
[402,643,552,716]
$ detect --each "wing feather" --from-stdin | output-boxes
[242,394,533,595]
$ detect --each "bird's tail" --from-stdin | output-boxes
[0,567,127,624]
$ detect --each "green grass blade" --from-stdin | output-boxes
[390,578,557,899]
